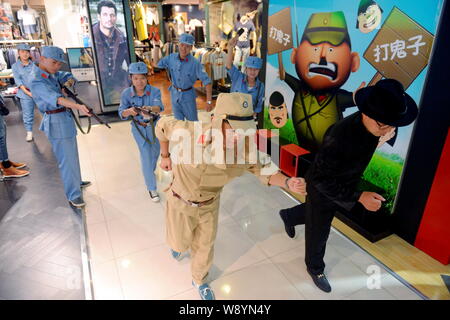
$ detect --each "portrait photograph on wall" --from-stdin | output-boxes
[264,0,445,217]
[87,0,131,107]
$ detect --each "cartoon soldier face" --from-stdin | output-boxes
[290,12,360,92]
[268,91,288,128]
[357,0,383,33]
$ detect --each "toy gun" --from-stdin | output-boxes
[62,85,111,129]
[133,106,160,121]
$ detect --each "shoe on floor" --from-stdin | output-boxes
[3,161,27,169]
[26,131,33,142]
[0,166,29,178]
[192,281,215,300]
[80,181,92,188]
[279,209,297,239]
[149,190,160,202]
[170,249,186,261]
[307,269,332,293]
[69,197,86,208]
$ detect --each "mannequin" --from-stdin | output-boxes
[232,10,257,73]
[17,1,40,40]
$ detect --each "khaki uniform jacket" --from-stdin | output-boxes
[155,116,277,202]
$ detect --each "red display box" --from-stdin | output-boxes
[280,144,310,177]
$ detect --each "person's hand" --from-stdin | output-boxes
[77,104,91,117]
[229,36,238,49]
[288,177,307,196]
[64,78,76,88]
[353,81,367,105]
[250,47,256,55]
[160,157,172,171]
[358,191,385,212]
[124,108,139,117]
[377,127,396,148]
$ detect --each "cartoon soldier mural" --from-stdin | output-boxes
[356,0,383,33]
[279,11,364,152]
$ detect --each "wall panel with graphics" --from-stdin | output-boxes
[264,0,446,242]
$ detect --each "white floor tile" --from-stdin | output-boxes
[115,245,193,300]
[106,211,166,259]
[210,220,267,280]
[210,260,305,300]
[91,260,124,300]
[236,211,304,258]
[87,222,114,264]
[84,195,105,225]
[380,274,423,300]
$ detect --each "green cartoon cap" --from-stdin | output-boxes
[302,11,351,47]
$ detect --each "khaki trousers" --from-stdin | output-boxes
[165,189,220,284]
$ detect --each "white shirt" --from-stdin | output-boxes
[146,6,159,25]
[17,8,39,26]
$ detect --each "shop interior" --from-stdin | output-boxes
[0,0,449,301]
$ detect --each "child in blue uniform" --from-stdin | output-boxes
[12,44,38,142]
[118,62,163,202]
[226,35,265,118]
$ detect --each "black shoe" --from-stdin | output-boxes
[307,269,332,293]
[80,181,92,188]
[279,209,296,239]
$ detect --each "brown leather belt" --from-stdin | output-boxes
[172,190,215,208]
[173,85,193,92]
[136,121,149,127]
[45,107,67,115]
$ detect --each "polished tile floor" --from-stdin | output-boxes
[0,103,85,300]
[78,114,423,300]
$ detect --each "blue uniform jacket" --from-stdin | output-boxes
[29,64,77,139]
[227,65,265,113]
[157,53,211,92]
[12,60,34,100]
[118,84,164,146]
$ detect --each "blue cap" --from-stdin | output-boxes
[128,62,148,75]
[245,56,263,69]
[42,46,66,63]
[179,33,195,46]
[17,44,31,51]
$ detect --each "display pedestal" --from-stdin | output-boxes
[335,205,393,243]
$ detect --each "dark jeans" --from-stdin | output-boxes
[0,115,8,161]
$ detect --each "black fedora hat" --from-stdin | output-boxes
[355,79,418,127]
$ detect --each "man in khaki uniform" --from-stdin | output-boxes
[155,92,307,300]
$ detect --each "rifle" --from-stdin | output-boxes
[131,106,160,145]
[62,85,112,130]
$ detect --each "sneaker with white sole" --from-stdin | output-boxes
[149,190,160,202]
[26,131,33,142]
[170,249,187,261]
[69,197,86,208]
[192,281,215,300]
[80,181,92,188]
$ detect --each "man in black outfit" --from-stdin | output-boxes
[279,79,418,292]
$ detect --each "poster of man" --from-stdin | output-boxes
[87,0,131,106]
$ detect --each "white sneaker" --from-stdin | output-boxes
[149,190,160,202]
[26,131,33,142]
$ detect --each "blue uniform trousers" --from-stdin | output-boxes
[19,97,36,132]
[49,136,82,201]
[131,123,160,191]
[170,89,198,121]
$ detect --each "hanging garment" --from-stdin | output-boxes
[151,39,163,65]
[209,50,227,81]
[134,3,148,41]
[174,15,185,36]
[219,1,234,35]
[146,6,159,25]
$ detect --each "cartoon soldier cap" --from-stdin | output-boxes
[302,11,351,47]
[212,92,256,132]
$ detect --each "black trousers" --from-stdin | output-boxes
[282,188,337,275]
